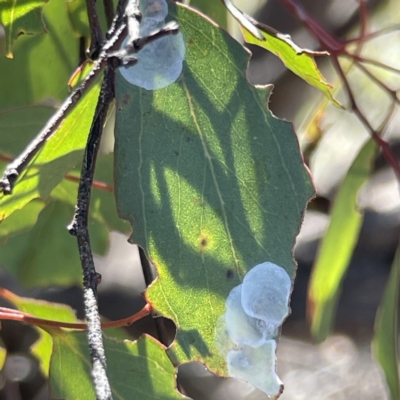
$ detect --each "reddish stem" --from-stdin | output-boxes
[0,303,152,330]
[343,25,400,45]
[0,288,152,330]
[332,56,400,179]
[357,0,369,42]
[349,54,400,75]
[279,0,345,54]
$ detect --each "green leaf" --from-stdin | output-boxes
[49,332,184,400]
[0,79,102,222]
[188,0,228,29]
[0,0,48,58]
[1,290,80,376]
[241,21,341,107]
[373,241,400,400]
[0,0,79,108]
[114,3,313,374]
[307,139,377,341]
[0,199,108,287]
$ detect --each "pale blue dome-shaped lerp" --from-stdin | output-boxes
[241,262,291,326]
[215,261,291,398]
[119,0,186,90]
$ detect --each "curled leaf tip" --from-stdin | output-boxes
[221,0,264,40]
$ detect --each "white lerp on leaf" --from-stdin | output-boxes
[227,341,283,397]
[216,261,291,398]
[225,285,275,348]
[241,262,291,326]
[119,0,186,90]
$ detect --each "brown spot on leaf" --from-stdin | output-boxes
[122,94,131,104]
[198,233,209,252]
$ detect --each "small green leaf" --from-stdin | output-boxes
[0,0,48,58]
[0,79,101,221]
[308,139,377,341]
[114,3,313,374]
[241,21,341,107]
[373,241,400,400]
[49,332,184,400]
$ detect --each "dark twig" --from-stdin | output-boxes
[112,21,179,66]
[103,0,115,29]
[86,0,104,59]
[67,2,143,398]
[68,67,115,400]
[105,0,128,39]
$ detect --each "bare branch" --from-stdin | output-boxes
[67,2,143,398]
[68,67,115,400]
[86,0,104,59]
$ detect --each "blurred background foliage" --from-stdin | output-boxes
[1,0,400,399]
